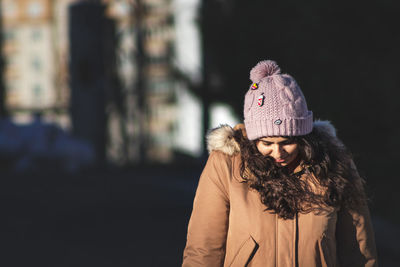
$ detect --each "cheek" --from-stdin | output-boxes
[286,145,299,157]
[256,143,271,156]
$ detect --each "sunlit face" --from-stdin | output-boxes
[256,136,299,167]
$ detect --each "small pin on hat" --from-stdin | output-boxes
[251,83,258,90]
[257,94,265,106]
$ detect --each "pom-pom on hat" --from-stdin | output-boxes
[244,60,313,140]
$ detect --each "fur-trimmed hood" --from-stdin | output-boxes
[207,120,338,155]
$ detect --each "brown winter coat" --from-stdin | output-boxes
[182,121,378,267]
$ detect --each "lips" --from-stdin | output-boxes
[275,158,286,163]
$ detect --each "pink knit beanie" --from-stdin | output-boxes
[244,60,313,140]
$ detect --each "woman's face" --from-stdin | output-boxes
[256,136,299,167]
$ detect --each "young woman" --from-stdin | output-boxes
[182,60,378,266]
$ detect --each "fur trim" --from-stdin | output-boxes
[313,120,337,137]
[206,120,338,155]
[206,124,240,155]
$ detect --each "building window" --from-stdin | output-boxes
[2,29,16,41]
[32,57,42,71]
[33,84,42,99]
[31,29,42,41]
[27,1,44,18]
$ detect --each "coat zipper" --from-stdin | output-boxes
[275,213,278,267]
[276,213,298,267]
[294,213,299,267]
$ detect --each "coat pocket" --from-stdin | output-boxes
[228,236,259,267]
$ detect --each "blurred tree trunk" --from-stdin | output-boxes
[69,2,115,167]
[133,0,147,163]
[0,5,7,118]
[200,0,211,157]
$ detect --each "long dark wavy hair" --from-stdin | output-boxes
[233,126,366,220]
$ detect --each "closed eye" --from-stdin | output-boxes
[261,141,273,146]
[281,140,295,145]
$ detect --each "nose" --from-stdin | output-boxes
[271,144,285,159]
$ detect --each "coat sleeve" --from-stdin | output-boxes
[182,152,231,267]
[336,181,378,267]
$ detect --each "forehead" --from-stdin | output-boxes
[259,136,290,143]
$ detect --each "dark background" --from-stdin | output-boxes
[1,0,400,266]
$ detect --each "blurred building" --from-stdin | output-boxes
[1,0,69,127]
[106,0,200,163]
[141,0,176,162]
[104,0,142,164]
[1,0,204,164]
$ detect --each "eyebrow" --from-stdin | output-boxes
[259,139,293,144]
